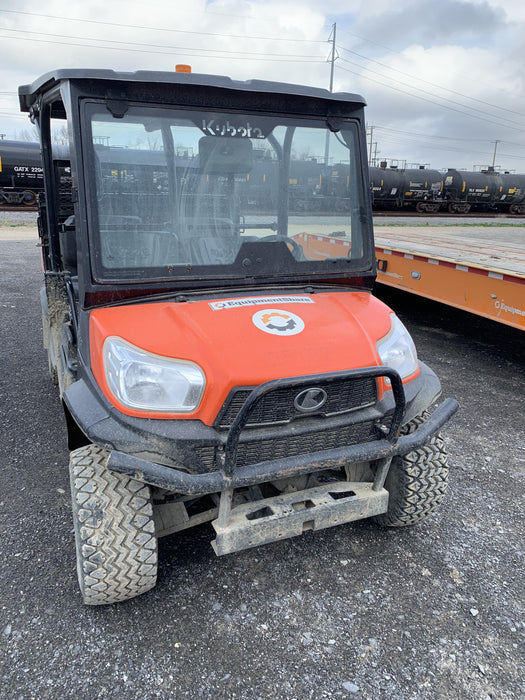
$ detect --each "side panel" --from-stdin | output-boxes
[375,245,525,331]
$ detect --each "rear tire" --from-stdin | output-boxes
[373,413,448,527]
[69,444,158,605]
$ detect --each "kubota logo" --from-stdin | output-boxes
[252,309,305,336]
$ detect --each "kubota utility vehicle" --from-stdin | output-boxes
[19,69,458,605]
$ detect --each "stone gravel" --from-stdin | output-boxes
[0,240,523,700]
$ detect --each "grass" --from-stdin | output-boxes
[375,221,525,228]
[0,221,36,228]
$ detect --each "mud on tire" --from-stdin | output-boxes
[69,444,158,605]
[373,412,448,527]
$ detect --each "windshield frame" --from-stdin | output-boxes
[77,87,375,305]
[81,98,374,291]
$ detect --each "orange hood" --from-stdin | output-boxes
[89,291,393,423]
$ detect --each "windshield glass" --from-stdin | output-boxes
[85,104,371,283]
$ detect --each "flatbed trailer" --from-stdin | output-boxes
[294,226,525,331]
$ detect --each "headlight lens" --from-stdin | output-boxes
[376,314,418,380]
[103,336,205,413]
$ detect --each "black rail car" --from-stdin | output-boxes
[369,165,404,210]
[3,139,525,215]
[0,140,44,206]
[369,165,443,212]
[500,173,525,214]
[313,162,351,212]
[402,168,443,213]
[94,144,172,222]
[443,168,525,214]
[443,168,500,213]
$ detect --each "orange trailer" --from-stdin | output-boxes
[295,227,525,331]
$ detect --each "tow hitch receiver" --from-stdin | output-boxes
[211,481,389,556]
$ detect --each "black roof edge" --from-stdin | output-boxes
[18,68,366,112]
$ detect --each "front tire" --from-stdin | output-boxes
[373,413,448,527]
[69,445,158,605]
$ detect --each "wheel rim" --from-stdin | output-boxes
[22,191,37,206]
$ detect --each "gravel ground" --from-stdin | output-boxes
[0,240,523,700]
[0,210,37,224]
[0,211,37,241]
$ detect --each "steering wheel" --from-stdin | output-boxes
[259,234,303,256]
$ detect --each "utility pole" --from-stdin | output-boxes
[492,140,500,168]
[327,22,336,94]
[368,125,374,166]
[324,23,337,166]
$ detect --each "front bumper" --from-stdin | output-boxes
[106,396,457,495]
[64,363,458,497]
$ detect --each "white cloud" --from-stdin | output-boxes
[1,0,524,171]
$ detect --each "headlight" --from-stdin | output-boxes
[103,336,205,413]
[376,314,418,380]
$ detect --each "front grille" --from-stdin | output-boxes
[195,446,218,471]
[195,419,379,471]
[236,420,377,467]
[216,376,377,429]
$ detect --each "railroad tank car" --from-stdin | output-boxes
[316,163,352,211]
[369,165,443,212]
[244,158,335,213]
[245,155,278,210]
[289,159,326,211]
[443,168,504,213]
[3,139,525,215]
[497,173,525,214]
[0,139,44,205]
[369,165,405,209]
[401,168,443,212]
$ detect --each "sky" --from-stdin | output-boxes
[1,0,525,173]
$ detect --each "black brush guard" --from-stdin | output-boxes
[106,367,458,554]
[106,366,458,494]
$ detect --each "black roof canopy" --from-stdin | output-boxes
[19,68,366,117]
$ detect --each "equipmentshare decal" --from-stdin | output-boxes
[209,296,314,310]
[494,300,524,317]
[252,309,305,336]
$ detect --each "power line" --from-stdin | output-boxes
[0,8,325,45]
[336,24,525,102]
[0,32,325,63]
[0,27,324,59]
[371,128,525,162]
[376,126,486,142]
[337,62,525,134]
[337,44,525,119]
[376,125,525,148]
[499,140,525,149]
[338,55,525,130]
[377,134,497,157]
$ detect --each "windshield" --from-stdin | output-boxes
[85,104,371,283]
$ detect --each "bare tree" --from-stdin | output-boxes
[52,124,69,145]
[17,126,40,142]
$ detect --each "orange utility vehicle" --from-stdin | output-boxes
[19,69,458,605]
